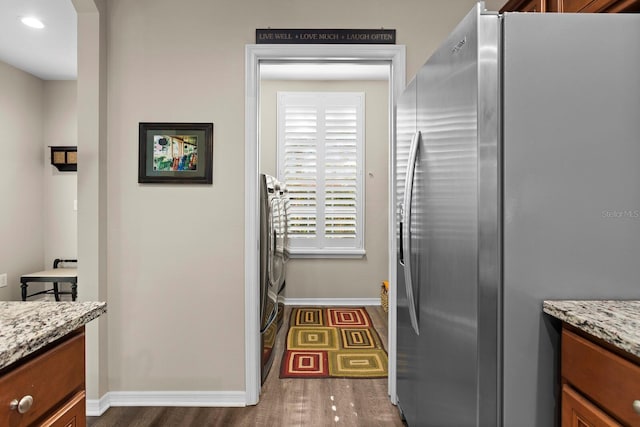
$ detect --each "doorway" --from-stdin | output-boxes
[244,44,405,405]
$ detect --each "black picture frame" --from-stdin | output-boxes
[138,122,213,184]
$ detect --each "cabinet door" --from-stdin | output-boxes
[559,0,605,11]
[552,0,640,11]
[500,0,546,12]
[40,391,86,427]
[562,329,640,425]
[0,333,84,426]
[503,0,640,12]
[522,0,546,11]
[562,385,621,427]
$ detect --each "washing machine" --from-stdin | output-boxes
[274,181,289,294]
[273,181,289,333]
[259,173,289,383]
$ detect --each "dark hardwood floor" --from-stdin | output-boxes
[88,306,405,427]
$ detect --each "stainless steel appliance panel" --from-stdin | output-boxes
[259,173,287,384]
[476,11,501,427]
[259,174,269,328]
[395,76,419,426]
[396,5,640,426]
[501,13,640,427]
[416,6,480,425]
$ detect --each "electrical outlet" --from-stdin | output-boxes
[74,199,77,211]
[0,273,7,288]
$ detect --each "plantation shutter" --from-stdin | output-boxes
[281,102,318,239]
[277,92,365,256]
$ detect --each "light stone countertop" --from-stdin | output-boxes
[0,301,107,370]
[543,300,640,358]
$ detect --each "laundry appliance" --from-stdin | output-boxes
[396,4,640,426]
[259,173,289,383]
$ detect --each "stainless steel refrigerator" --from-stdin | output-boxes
[396,4,640,426]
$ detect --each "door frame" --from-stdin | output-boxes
[244,44,405,405]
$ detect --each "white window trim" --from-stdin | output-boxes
[277,91,365,258]
[288,248,366,259]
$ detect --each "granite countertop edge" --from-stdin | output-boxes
[0,301,107,371]
[543,300,640,359]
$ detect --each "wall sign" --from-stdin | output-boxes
[256,29,396,44]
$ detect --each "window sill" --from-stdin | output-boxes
[286,249,366,259]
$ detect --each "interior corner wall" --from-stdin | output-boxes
[260,79,389,299]
[43,81,78,269]
[105,0,477,393]
[0,61,45,301]
[74,0,109,403]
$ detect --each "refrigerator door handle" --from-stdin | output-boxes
[402,131,421,335]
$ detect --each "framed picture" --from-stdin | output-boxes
[138,122,213,184]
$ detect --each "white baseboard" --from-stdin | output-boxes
[86,393,111,416]
[283,297,381,306]
[85,300,381,417]
[86,391,246,416]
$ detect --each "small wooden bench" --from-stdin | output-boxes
[20,259,78,301]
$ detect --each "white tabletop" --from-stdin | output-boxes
[21,268,78,279]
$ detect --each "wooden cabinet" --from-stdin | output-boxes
[562,384,620,427]
[500,0,640,12]
[0,329,86,427]
[561,327,640,426]
[41,392,86,427]
[500,0,547,11]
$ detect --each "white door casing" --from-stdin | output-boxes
[244,44,405,405]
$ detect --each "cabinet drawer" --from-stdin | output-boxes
[562,329,640,426]
[562,384,621,427]
[41,391,86,427]
[0,332,85,427]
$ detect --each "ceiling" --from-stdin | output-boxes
[0,0,505,82]
[0,0,77,80]
[0,0,508,82]
[0,1,388,82]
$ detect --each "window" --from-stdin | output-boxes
[277,91,365,257]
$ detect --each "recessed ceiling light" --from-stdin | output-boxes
[21,17,45,29]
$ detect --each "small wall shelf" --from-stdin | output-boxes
[50,146,77,172]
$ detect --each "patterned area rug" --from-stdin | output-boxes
[280,307,388,379]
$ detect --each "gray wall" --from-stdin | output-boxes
[43,81,78,269]
[0,61,45,301]
[96,0,480,393]
[0,63,78,302]
[261,79,389,299]
[0,0,512,402]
